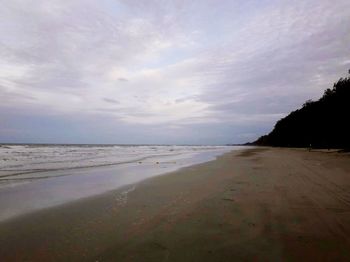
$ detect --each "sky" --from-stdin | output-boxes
[0,0,350,145]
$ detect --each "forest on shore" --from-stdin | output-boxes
[251,71,350,149]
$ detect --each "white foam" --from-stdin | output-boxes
[0,145,231,180]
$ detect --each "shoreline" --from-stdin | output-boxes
[0,147,236,222]
[0,150,235,223]
[1,147,350,261]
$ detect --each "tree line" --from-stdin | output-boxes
[251,70,350,149]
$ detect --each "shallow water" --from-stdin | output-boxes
[0,146,243,221]
[0,144,229,178]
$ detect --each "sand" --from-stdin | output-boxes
[0,147,350,261]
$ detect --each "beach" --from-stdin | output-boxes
[0,147,350,261]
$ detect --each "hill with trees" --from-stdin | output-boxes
[251,71,350,149]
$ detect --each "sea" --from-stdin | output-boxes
[0,144,242,221]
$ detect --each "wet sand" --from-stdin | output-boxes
[0,148,232,222]
[1,147,350,261]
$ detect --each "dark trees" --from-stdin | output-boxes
[253,71,350,149]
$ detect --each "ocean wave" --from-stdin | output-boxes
[0,145,230,179]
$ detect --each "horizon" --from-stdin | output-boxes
[0,142,241,146]
[1,0,350,144]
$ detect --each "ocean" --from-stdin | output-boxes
[0,144,241,221]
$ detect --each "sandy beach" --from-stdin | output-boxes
[0,147,350,261]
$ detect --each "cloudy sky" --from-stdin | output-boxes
[0,0,349,144]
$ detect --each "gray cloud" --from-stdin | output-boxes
[103,98,120,104]
[117,78,128,82]
[1,0,350,144]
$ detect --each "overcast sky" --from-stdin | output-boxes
[1,0,349,144]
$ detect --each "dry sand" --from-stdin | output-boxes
[0,147,350,261]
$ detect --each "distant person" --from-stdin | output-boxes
[308,144,312,151]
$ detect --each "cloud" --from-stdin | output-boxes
[1,0,350,143]
[103,98,120,104]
